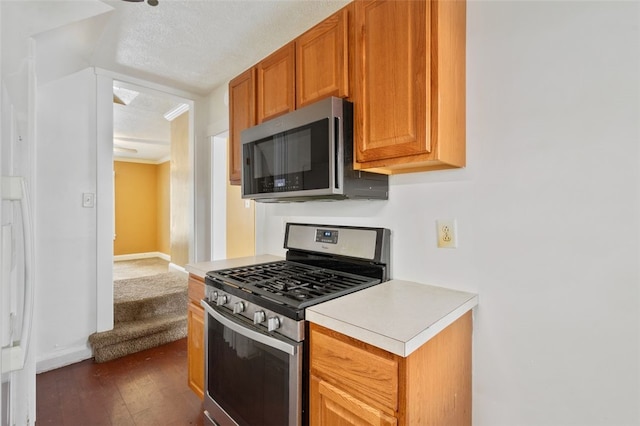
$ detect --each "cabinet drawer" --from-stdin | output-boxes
[188,274,204,304]
[310,325,398,412]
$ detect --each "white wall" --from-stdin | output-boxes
[35,68,98,370]
[255,1,640,425]
[0,23,37,426]
[194,83,229,262]
[211,134,228,261]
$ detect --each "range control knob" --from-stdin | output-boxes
[267,317,281,332]
[216,294,228,306]
[253,311,266,325]
[233,302,245,314]
[210,291,219,303]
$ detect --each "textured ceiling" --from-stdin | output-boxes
[3,0,350,161]
[93,0,349,95]
[112,83,177,162]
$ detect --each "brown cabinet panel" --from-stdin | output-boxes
[187,301,205,400]
[309,312,472,426]
[229,68,256,185]
[310,327,398,412]
[187,274,205,399]
[188,273,204,303]
[310,375,397,426]
[354,0,430,162]
[257,43,295,123]
[228,0,465,177]
[353,0,466,174]
[228,4,353,187]
[296,7,349,108]
[403,311,472,426]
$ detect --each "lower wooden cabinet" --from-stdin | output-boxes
[187,274,205,399]
[311,375,397,426]
[309,312,472,426]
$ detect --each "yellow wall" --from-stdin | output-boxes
[114,161,158,255]
[114,112,187,262]
[170,112,190,267]
[157,161,170,255]
[226,177,255,258]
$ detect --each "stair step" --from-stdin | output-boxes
[90,313,186,348]
[91,322,187,363]
[115,290,187,323]
[89,272,189,363]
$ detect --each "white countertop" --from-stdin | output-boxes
[185,254,284,278]
[187,257,477,358]
[306,280,478,357]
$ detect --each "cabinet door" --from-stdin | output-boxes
[354,0,430,163]
[188,274,204,303]
[296,7,349,108]
[310,376,397,426]
[310,324,398,412]
[187,301,205,399]
[229,68,256,185]
[257,42,295,123]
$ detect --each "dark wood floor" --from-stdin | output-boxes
[36,338,204,426]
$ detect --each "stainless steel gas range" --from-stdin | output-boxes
[201,223,391,426]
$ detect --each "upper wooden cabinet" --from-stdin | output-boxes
[228,6,351,185]
[228,68,256,185]
[353,0,466,173]
[296,7,350,108]
[257,42,296,123]
[228,0,467,183]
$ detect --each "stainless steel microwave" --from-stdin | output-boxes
[241,97,388,202]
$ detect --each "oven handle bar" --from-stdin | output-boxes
[201,300,298,356]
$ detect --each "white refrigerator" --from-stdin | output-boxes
[0,64,36,425]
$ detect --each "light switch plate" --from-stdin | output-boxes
[82,193,95,208]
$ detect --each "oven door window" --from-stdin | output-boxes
[207,315,293,426]
[243,118,330,196]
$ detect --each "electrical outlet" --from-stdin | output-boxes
[436,219,457,248]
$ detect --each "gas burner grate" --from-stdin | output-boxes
[208,261,380,309]
[213,261,318,284]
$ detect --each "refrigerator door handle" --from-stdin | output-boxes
[1,176,33,373]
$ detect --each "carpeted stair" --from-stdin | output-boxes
[89,272,188,363]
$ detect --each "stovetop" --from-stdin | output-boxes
[204,223,391,323]
[207,260,380,310]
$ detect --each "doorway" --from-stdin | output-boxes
[95,72,195,333]
[112,80,190,271]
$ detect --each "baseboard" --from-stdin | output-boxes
[168,263,187,276]
[114,252,171,261]
[36,345,93,373]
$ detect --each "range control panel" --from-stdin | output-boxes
[286,223,388,261]
[315,229,339,244]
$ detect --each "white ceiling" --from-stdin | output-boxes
[2,0,350,162]
[112,83,178,162]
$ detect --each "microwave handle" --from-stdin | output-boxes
[201,299,298,356]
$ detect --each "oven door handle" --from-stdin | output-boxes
[201,300,299,356]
